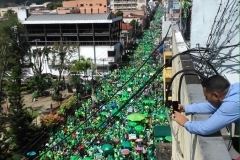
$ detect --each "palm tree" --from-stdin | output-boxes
[70,56,95,75]
[70,56,96,95]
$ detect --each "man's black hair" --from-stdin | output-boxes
[201,75,230,93]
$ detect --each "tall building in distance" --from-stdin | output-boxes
[57,0,109,14]
[109,0,147,11]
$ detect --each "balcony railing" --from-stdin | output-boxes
[114,0,137,4]
[164,67,172,78]
[28,41,120,46]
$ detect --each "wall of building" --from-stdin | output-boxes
[57,7,80,14]
[137,0,147,10]
[30,43,120,75]
[0,7,19,17]
[17,8,28,23]
[61,0,108,14]
[123,17,141,24]
[191,0,239,76]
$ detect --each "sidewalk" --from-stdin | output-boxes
[23,88,74,125]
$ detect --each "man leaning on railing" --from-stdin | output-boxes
[172,75,239,155]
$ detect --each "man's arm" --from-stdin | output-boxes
[184,101,239,135]
[185,102,217,114]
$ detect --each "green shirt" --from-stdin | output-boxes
[181,1,192,18]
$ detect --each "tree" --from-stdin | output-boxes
[30,47,51,95]
[0,11,41,159]
[114,10,124,17]
[0,41,10,103]
[70,56,92,75]
[129,19,137,28]
[70,56,95,94]
[32,47,51,75]
[48,42,77,81]
[3,9,16,18]
[48,42,77,98]
[46,2,63,10]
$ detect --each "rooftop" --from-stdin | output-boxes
[121,22,133,30]
[23,12,122,24]
[124,13,143,18]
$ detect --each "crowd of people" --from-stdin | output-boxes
[38,7,170,160]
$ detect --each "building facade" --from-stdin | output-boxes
[18,9,122,75]
[109,0,147,11]
[0,7,19,17]
[57,0,109,14]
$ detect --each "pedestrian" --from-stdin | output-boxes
[173,75,239,152]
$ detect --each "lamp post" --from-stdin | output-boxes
[100,58,107,74]
[45,59,47,73]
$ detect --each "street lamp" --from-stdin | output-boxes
[100,58,107,74]
[45,59,47,73]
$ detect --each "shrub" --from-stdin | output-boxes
[51,93,62,101]
[56,96,78,115]
[40,114,64,127]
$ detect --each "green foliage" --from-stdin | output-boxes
[0,12,42,159]
[51,93,62,101]
[20,85,30,91]
[28,75,51,96]
[69,75,83,88]
[57,96,77,115]
[114,10,124,17]
[32,47,51,75]
[48,42,77,82]
[53,80,65,91]
[7,67,24,112]
[70,56,93,75]
[46,2,63,10]
[129,19,137,28]
[6,109,41,157]
[3,9,16,18]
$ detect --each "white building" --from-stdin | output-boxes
[17,9,122,75]
[110,0,147,11]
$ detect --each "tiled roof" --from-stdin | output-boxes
[26,13,113,22]
[121,22,133,30]
[124,13,143,18]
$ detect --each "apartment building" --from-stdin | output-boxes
[0,7,19,17]
[57,0,109,14]
[109,0,147,11]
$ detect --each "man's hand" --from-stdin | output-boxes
[173,111,189,126]
[170,104,185,114]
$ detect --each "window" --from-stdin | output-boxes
[80,4,84,7]
[90,4,93,6]
[108,51,116,57]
